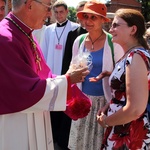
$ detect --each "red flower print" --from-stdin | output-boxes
[108,119,149,149]
[101,127,113,149]
[129,119,149,149]
[114,91,125,100]
[109,124,130,149]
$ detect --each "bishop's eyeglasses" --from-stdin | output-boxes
[33,0,52,12]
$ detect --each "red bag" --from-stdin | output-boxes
[64,84,92,121]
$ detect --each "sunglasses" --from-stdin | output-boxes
[111,22,127,28]
[34,0,52,12]
[82,14,100,21]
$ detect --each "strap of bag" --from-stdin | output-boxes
[107,33,115,67]
[79,34,87,48]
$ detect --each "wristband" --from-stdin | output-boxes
[103,115,109,128]
[103,118,109,128]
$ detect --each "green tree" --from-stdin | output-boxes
[136,0,150,22]
[68,7,77,23]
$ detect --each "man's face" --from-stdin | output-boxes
[29,0,52,29]
[53,6,68,23]
[0,0,5,21]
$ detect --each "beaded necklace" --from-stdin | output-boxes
[6,17,42,72]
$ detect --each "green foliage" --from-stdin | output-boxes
[67,1,150,23]
[68,7,77,23]
[136,0,150,22]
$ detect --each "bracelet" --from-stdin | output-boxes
[103,115,109,128]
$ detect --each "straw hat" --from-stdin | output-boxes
[77,0,110,22]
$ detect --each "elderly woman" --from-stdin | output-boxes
[68,0,123,150]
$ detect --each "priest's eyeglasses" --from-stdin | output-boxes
[34,0,52,12]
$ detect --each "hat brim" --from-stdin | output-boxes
[77,11,110,22]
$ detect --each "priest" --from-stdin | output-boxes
[0,0,89,150]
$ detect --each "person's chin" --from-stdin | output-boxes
[112,36,118,43]
[35,23,44,30]
[0,17,4,21]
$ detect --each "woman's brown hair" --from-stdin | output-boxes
[115,8,149,50]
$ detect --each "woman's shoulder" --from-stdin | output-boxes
[129,48,150,59]
[126,48,150,69]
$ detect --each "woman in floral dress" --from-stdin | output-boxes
[97,8,150,149]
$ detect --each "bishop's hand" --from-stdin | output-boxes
[66,67,89,84]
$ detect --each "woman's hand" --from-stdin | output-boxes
[97,103,109,116]
[89,70,112,82]
[97,113,109,128]
[97,103,110,127]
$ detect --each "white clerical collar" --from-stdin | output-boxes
[12,13,33,31]
[56,19,68,27]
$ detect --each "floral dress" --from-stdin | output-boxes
[101,49,150,150]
